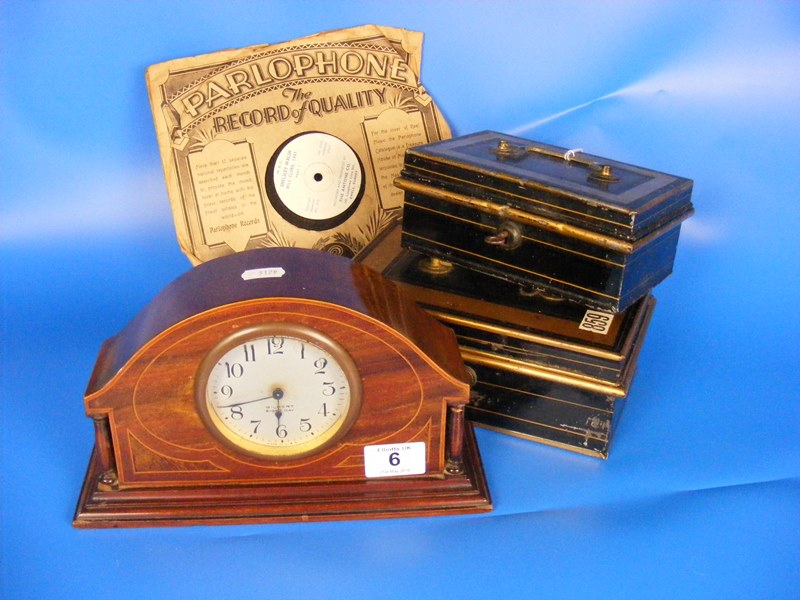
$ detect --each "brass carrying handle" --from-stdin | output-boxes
[492,139,619,183]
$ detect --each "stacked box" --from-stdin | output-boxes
[359,225,653,458]
[358,131,692,457]
[396,131,693,313]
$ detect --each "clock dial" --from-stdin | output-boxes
[197,323,362,459]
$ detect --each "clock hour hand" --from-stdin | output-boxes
[273,388,284,423]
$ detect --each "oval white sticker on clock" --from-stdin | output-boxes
[240,267,286,280]
[364,442,426,478]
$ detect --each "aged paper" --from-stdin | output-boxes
[146,25,451,264]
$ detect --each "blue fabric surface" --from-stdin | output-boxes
[2,2,799,598]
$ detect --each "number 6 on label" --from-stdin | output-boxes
[364,442,426,478]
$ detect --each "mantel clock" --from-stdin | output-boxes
[73,248,490,527]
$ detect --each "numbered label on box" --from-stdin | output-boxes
[579,309,615,335]
[363,442,426,478]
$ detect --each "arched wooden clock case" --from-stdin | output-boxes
[73,248,491,527]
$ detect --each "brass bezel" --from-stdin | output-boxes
[195,322,363,460]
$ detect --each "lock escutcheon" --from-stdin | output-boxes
[484,221,522,250]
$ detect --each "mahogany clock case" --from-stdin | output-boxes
[396,130,693,313]
[74,248,491,528]
[357,224,655,457]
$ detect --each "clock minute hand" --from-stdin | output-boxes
[217,392,278,409]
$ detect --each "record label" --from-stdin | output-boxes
[267,132,365,231]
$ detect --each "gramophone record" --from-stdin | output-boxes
[267,131,365,231]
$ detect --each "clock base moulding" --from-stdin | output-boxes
[73,422,489,528]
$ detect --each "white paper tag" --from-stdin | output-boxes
[241,267,286,280]
[363,442,426,478]
[578,309,615,335]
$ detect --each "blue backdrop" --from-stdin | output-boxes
[2,2,799,598]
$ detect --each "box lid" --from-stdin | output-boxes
[399,130,694,241]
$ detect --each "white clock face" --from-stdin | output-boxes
[198,324,361,459]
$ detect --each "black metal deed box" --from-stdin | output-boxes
[396,130,693,312]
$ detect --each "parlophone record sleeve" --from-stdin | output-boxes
[146,25,452,265]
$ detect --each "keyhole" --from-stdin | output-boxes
[484,221,523,250]
[313,173,323,182]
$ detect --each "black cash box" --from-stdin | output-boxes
[396,130,693,312]
[358,224,655,458]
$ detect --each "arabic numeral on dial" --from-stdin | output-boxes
[267,337,285,355]
[322,382,336,396]
[276,424,288,439]
[230,406,243,420]
[224,362,244,378]
[299,418,312,433]
[318,403,328,417]
[314,357,327,374]
[243,343,256,362]
[220,385,233,398]
[250,420,261,435]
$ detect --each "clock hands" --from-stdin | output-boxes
[217,387,284,409]
[273,388,283,422]
[268,387,289,441]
